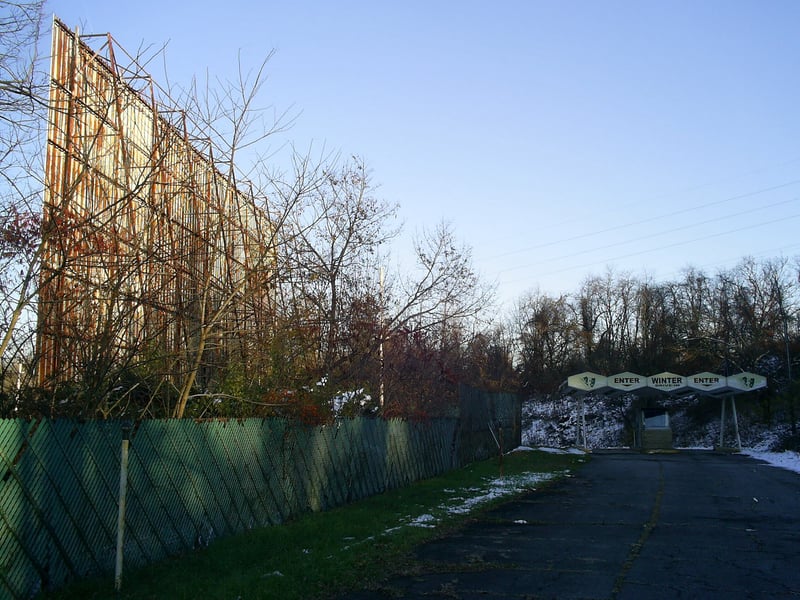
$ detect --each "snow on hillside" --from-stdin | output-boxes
[521,393,800,474]
[522,394,634,449]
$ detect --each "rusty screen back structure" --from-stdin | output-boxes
[38,19,275,392]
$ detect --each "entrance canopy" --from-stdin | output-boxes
[564,370,766,397]
[562,370,767,451]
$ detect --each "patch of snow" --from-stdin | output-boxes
[332,388,371,414]
[376,471,556,538]
[741,449,800,474]
[444,473,554,516]
[535,446,588,455]
[409,514,437,528]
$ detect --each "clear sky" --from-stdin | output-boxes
[47,0,800,310]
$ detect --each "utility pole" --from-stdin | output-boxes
[379,266,385,408]
[776,279,796,435]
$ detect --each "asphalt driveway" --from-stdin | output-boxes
[339,450,800,599]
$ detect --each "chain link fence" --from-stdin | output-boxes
[0,389,519,598]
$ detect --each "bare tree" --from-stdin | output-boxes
[573,271,627,373]
[390,221,494,335]
[462,324,518,392]
[279,157,399,382]
[634,277,680,373]
[513,289,579,391]
[379,221,495,410]
[0,0,47,395]
[162,57,307,418]
[0,0,45,113]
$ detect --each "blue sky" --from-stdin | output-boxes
[47,0,800,309]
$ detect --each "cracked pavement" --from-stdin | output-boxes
[338,450,800,599]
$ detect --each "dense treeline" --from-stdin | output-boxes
[511,259,800,436]
[512,260,799,390]
[429,256,800,418]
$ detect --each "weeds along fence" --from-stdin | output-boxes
[0,390,519,599]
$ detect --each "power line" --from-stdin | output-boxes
[482,178,800,263]
[498,211,800,285]
[496,196,799,275]
[475,155,800,256]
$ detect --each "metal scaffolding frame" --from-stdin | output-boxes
[38,18,275,387]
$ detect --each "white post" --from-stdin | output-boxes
[719,397,726,449]
[115,422,132,591]
[579,396,587,448]
[731,396,742,451]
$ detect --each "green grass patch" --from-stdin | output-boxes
[43,449,586,600]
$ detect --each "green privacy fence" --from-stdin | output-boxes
[457,386,522,464]
[0,387,519,599]
[0,416,465,598]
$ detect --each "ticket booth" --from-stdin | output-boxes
[638,408,673,451]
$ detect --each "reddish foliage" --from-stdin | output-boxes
[0,206,41,257]
[297,403,326,426]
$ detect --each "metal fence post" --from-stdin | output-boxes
[115,421,132,592]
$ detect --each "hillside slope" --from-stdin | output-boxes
[522,393,797,451]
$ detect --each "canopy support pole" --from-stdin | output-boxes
[731,395,742,451]
[719,395,742,451]
[578,396,587,449]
